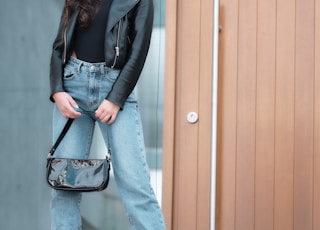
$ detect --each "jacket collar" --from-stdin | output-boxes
[66,0,139,35]
[107,0,140,31]
[68,9,79,32]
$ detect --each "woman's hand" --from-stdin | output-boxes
[52,92,82,118]
[95,99,120,125]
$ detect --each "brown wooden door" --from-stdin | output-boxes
[162,0,215,229]
[216,0,320,229]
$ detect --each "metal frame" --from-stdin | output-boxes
[211,0,220,229]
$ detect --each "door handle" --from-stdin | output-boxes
[187,112,199,124]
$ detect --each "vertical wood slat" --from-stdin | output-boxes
[173,0,201,229]
[294,0,315,229]
[162,0,178,227]
[274,0,295,229]
[255,0,276,229]
[197,0,214,229]
[314,0,320,228]
[235,0,257,229]
[216,0,239,229]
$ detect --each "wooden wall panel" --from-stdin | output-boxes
[217,0,320,229]
[235,0,257,229]
[314,0,320,228]
[173,0,201,229]
[197,0,213,229]
[216,0,238,228]
[294,0,315,229]
[255,0,276,229]
[274,0,295,229]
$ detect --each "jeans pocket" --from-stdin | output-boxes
[63,66,77,80]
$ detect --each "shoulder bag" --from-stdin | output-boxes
[46,118,111,192]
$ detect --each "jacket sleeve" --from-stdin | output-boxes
[106,0,154,108]
[49,10,66,102]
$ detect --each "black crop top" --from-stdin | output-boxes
[73,0,112,63]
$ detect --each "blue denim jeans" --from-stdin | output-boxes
[50,57,166,230]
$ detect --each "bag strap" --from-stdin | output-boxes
[48,118,74,157]
[48,118,111,161]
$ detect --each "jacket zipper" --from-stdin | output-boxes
[111,19,122,68]
[63,17,123,67]
[63,29,67,64]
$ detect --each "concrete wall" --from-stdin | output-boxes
[0,0,165,229]
[0,0,61,229]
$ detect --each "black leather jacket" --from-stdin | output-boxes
[50,0,154,108]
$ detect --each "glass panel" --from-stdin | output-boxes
[81,1,166,229]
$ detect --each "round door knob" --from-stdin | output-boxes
[187,112,199,124]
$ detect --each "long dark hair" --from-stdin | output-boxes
[62,0,100,31]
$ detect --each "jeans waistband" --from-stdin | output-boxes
[67,56,114,74]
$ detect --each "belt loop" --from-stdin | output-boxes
[77,62,83,75]
[100,64,105,75]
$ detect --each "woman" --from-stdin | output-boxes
[49,0,166,229]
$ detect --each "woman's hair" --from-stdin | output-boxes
[62,0,100,31]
